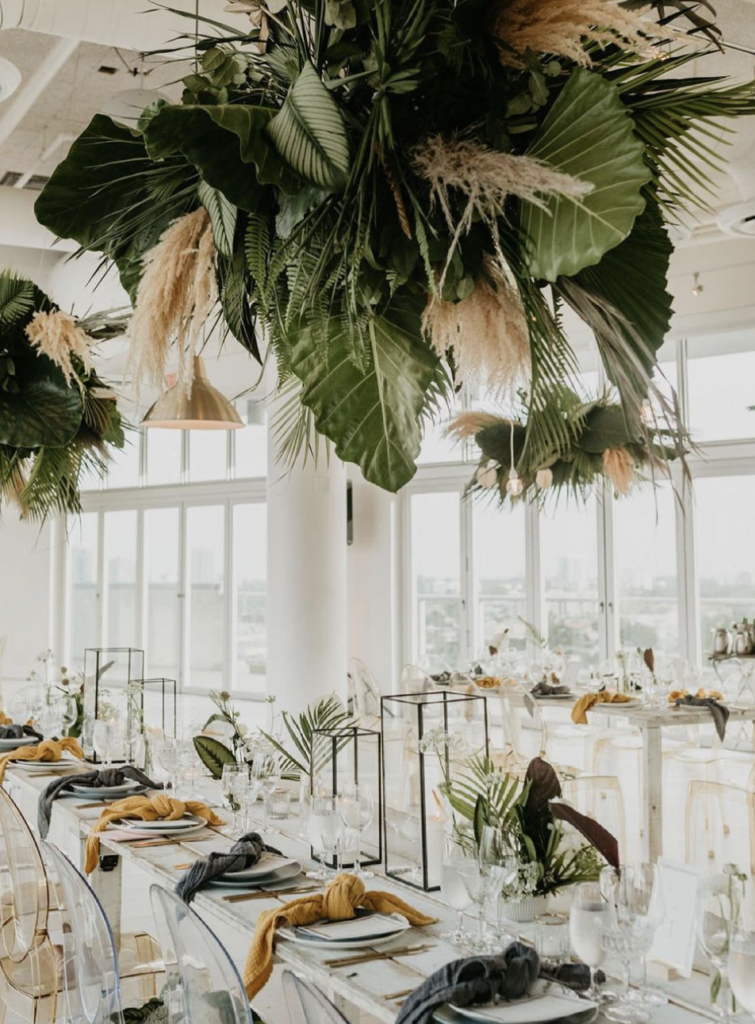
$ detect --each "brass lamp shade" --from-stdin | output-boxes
[142,357,243,430]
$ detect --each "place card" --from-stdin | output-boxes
[648,859,701,977]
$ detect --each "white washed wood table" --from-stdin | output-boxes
[2,764,729,1024]
[471,686,755,863]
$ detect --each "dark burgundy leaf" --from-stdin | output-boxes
[550,801,620,869]
[643,648,655,673]
[525,757,561,808]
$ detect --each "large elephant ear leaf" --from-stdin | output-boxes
[551,800,621,869]
[266,63,350,190]
[289,292,443,492]
[522,68,651,282]
[0,377,83,448]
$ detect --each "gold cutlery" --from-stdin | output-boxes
[74,801,111,810]
[324,943,435,968]
[222,885,319,903]
[127,834,215,849]
[383,988,417,1001]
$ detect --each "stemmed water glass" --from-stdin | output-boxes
[306,795,340,882]
[597,866,658,1024]
[457,825,512,952]
[440,836,472,948]
[221,763,249,829]
[152,737,179,792]
[729,916,755,1021]
[251,751,282,832]
[338,783,375,879]
[697,871,745,1023]
[93,718,125,766]
[569,882,616,1006]
[631,863,667,1009]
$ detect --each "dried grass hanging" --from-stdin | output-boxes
[603,447,636,493]
[413,136,592,283]
[489,0,662,67]
[25,310,94,386]
[127,207,217,397]
[447,410,503,441]
[423,259,531,394]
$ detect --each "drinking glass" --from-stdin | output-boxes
[251,751,282,832]
[697,873,744,1024]
[458,826,513,952]
[569,882,616,1006]
[338,783,375,879]
[631,863,667,1009]
[93,718,124,765]
[534,913,570,964]
[597,865,657,1024]
[729,924,755,1020]
[221,763,249,825]
[440,837,472,948]
[60,695,79,737]
[153,737,179,792]
[306,796,339,882]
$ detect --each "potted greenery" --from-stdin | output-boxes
[446,756,619,921]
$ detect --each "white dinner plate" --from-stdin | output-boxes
[117,813,206,833]
[10,758,81,772]
[435,999,597,1024]
[450,984,597,1024]
[0,736,37,750]
[68,779,146,799]
[278,913,411,950]
[215,855,300,882]
[210,861,303,889]
[532,693,573,701]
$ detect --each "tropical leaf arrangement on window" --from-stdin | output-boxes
[452,384,685,505]
[0,270,126,520]
[32,0,755,497]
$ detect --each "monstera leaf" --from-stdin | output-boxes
[35,115,192,299]
[266,63,350,190]
[289,292,442,492]
[0,377,82,448]
[522,68,650,281]
[144,103,298,207]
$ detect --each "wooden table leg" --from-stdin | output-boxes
[642,725,663,862]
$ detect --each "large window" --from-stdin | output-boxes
[403,330,755,671]
[233,503,267,691]
[145,507,181,679]
[69,512,99,667]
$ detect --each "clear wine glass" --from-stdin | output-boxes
[569,882,616,1006]
[92,719,122,766]
[729,922,755,1021]
[306,795,339,882]
[440,836,472,948]
[60,696,78,737]
[597,866,654,1024]
[153,737,179,792]
[251,751,282,833]
[630,863,667,1009]
[338,783,375,879]
[221,763,249,828]
[697,873,744,1024]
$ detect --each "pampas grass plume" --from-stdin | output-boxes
[25,310,94,386]
[603,447,636,493]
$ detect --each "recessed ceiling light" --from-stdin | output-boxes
[0,58,21,103]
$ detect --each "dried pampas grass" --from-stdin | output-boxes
[489,0,662,67]
[423,259,531,393]
[128,207,217,396]
[603,447,636,493]
[447,410,503,441]
[25,310,94,386]
[413,136,591,281]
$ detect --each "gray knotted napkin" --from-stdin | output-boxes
[0,723,43,741]
[530,680,571,697]
[674,694,730,742]
[38,765,161,838]
[396,943,595,1024]
[175,831,282,904]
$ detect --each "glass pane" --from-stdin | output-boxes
[687,331,755,442]
[473,501,527,654]
[234,399,268,478]
[542,498,600,667]
[104,509,137,648]
[233,503,267,691]
[69,512,99,668]
[614,485,678,655]
[189,430,228,482]
[696,475,755,657]
[146,430,182,486]
[187,505,225,688]
[145,507,181,680]
[106,432,141,488]
[411,492,462,671]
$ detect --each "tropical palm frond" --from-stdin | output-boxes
[260,694,350,780]
[271,373,329,473]
[0,272,36,327]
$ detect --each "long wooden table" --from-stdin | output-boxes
[2,763,729,1024]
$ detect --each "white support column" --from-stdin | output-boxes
[266,433,348,715]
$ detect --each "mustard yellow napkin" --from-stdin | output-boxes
[84,794,225,873]
[0,711,11,726]
[243,872,437,999]
[571,690,632,725]
[668,688,723,703]
[0,736,84,783]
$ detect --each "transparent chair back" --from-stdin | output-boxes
[149,884,252,1024]
[42,841,123,1024]
[0,787,58,1023]
[685,781,755,902]
[498,685,546,769]
[562,775,628,863]
[347,657,381,719]
[283,970,350,1024]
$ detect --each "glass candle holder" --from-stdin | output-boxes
[267,788,291,821]
[534,912,570,964]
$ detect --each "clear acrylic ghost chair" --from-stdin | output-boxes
[282,970,350,1024]
[41,841,123,1024]
[562,775,628,863]
[685,781,755,876]
[149,884,253,1024]
[0,786,58,1024]
[347,658,381,722]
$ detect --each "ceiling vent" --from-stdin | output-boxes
[717,200,755,238]
[0,171,50,191]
